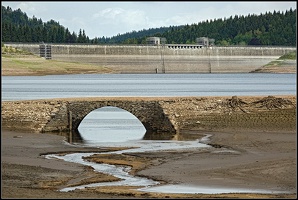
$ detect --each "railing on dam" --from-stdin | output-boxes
[165,44,204,49]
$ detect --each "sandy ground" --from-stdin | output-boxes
[1,126,296,198]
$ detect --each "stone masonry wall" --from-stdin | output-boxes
[64,100,177,134]
[1,96,296,137]
[1,100,65,133]
[1,98,178,135]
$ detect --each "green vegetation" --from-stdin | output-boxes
[1,45,114,76]
[1,6,296,46]
[263,51,296,67]
[278,51,296,60]
[2,45,33,55]
[159,9,296,46]
[266,51,297,66]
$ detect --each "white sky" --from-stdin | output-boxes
[1,1,296,39]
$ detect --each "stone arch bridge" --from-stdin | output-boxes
[1,97,180,139]
[65,98,178,137]
[2,96,296,141]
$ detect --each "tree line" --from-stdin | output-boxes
[159,9,296,46]
[2,6,90,43]
[1,6,296,46]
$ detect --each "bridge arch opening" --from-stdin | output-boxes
[77,106,146,144]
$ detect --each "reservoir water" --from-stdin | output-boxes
[3,73,296,144]
[2,73,296,101]
[2,73,296,194]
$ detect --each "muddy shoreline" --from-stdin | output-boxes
[1,124,296,198]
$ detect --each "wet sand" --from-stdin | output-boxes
[1,127,296,198]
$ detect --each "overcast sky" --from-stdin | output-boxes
[2,1,296,39]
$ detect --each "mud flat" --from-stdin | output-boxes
[1,129,296,198]
[1,95,296,198]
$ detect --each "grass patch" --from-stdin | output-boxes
[264,60,283,67]
[278,51,296,60]
[2,45,33,55]
[2,46,115,76]
[263,51,296,67]
[252,56,296,73]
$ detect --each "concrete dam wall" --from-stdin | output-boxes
[5,43,295,56]
[4,43,296,73]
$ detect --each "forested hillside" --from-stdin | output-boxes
[1,6,296,46]
[2,6,90,43]
[160,9,296,46]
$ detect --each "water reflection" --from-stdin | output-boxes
[51,130,83,144]
[60,130,204,145]
[57,107,204,144]
[46,110,291,195]
[46,137,212,192]
[77,106,147,144]
[45,136,290,195]
[75,106,191,144]
[46,108,212,192]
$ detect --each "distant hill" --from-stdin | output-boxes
[1,6,296,46]
[160,9,296,46]
[97,26,183,44]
